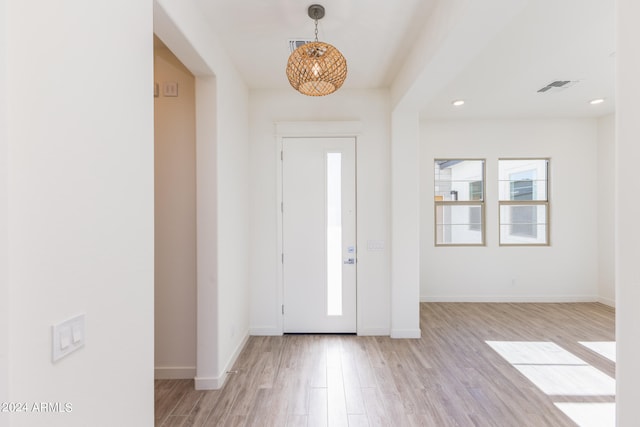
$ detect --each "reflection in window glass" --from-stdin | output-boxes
[499,208,548,244]
[499,159,548,201]
[469,181,483,231]
[435,160,484,201]
[436,205,484,245]
[434,160,485,245]
[498,159,549,245]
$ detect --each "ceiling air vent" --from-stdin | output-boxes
[537,80,579,93]
[288,39,313,53]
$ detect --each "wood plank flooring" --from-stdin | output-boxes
[155,302,615,426]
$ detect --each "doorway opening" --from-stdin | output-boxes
[153,35,197,380]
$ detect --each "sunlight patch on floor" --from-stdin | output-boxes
[555,402,615,427]
[580,341,616,362]
[486,341,583,365]
[487,341,616,427]
[515,364,615,396]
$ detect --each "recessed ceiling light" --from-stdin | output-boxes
[452,100,465,107]
[589,98,605,105]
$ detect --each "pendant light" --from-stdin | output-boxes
[286,4,347,96]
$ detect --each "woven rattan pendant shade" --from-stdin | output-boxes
[286,5,347,96]
[286,42,347,96]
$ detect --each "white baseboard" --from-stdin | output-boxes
[358,328,390,336]
[155,366,196,380]
[420,295,599,303]
[250,327,392,336]
[195,333,250,391]
[249,327,281,336]
[390,329,421,339]
[598,297,615,307]
[194,376,221,390]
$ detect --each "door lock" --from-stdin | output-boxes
[343,258,355,264]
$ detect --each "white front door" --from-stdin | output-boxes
[282,137,356,333]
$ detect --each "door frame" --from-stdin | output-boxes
[275,121,362,335]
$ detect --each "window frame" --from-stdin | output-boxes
[434,158,486,247]
[498,158,550,246]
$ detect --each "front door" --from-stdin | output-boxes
[282,137,356,333]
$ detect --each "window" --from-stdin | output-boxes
[498,159,549,245]
[434,159,485,245]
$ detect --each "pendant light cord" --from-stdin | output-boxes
[314,18,319,42]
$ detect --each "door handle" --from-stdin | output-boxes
[343,258,355,265]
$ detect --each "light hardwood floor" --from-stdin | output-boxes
[155,302,615,426]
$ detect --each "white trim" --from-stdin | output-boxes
[155,4,220,398]
[276,137,284,335]
[420,295,600,303]
[598,297,616,307]
[155,366,196,380]
[195,333,250,390]
[391,329,421,339]
[249,327,282,336]
[358,328,391,336]
[275,121,363,137]
[194,376,221,391]
[276,121,364,335]
[220,332,250,383]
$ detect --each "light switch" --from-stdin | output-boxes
[52,314,85,362]
[72,324,82,344]
[59,328,71,350]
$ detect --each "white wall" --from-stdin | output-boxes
[0,0,9,419]
[390,110,421,338]
[5,1,154,426]
[597,114,615,307]
[154,0,250,389]
[154,41,197,379]
[420,119,599,302]
[616,0,640,423]
[249,89,392,336]
[215,62,250,387]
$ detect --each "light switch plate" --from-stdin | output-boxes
[52,314,85,362]
[163,81,178,97]
[367,240,385,251]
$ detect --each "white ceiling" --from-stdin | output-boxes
[194,0,615,119]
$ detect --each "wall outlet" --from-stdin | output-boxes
[52,314,85,362]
